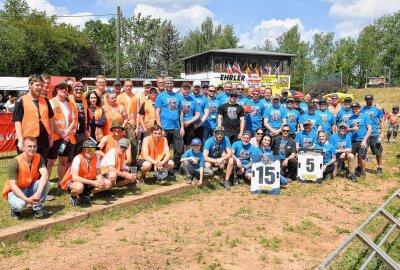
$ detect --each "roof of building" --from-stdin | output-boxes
[182,48,296,61]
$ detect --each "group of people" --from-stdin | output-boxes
[3,74,397,220]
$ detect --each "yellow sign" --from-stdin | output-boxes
[261,75,290,90]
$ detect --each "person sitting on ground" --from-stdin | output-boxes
[138,125,174,181]
[101,138,137,187]
[315,131,336,180]
[329,122,356,182]
[181,138,213,186]
[97,120,132,164]
[61,140,113,206]
[2,136,52,219]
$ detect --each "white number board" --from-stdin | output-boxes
[251,156,280,194]
[297,148,323,183]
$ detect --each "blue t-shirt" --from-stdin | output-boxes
[295,130,318,149]
[204,98,221,129]
[263,105,286,130]
[337,108,353,124]
[182,149,205,169]
[232,141,259,167]
[237,96,250,106]
[217,92,229,105]
[316,109,336,134]
[245,99,266,132]
[347,113,372,142]
[299,103,308,114]
[263,99,273,110]
[284,108,301,134]
[329,132,352,158]
[180,94,200,122]
[362,105,384,136]
[155,91,181,130]
[192,94,209,125]
[315,142,336,164]
[300,113,322,132]
[203,136,231,158]
[278,138,288,160]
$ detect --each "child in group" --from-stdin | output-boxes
[386,105,399,143]
[181,138,213,185]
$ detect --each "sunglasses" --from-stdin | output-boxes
[282,130,290,133]
[230,95,238,98]
[256,132,264,135]
[332,98,338,100]
[74,88,83,92]
[208,90,216,93]
[236,88,244,91]
[83,148,96,153]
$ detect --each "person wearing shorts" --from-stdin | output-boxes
[61,140,112,206]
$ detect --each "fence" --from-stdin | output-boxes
[303,72,343,95]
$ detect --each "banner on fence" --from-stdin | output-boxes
[0,113,16,153]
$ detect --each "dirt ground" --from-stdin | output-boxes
[1,175,398,270]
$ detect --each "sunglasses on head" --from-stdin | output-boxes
[83,148,96,153]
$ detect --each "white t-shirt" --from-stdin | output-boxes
[50,99,75,127]
[101,148,127,170]
[70,155,101,177]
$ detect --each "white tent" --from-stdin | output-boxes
[0,77,29,92]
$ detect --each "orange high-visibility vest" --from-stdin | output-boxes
[2,153,41,198]
[21,95,51,137]
[102,134,123,155]
[389,113,399,125]
[139,136,165,161]
[60,153,98,190]
[101,148,126,174]
[90,106,104,142]
[143,99,156,129]
[51,97,76,144]
[103,103,124,136]
[117,92,138,125]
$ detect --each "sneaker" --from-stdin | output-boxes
[46,195,55,201]
[80,194,91,205]
[186,176,193,184]
[324,173,332,180]
[377,167,383,176]
[233,176,239,186]
[348,174,357,182]
[70,196,80,206]
[10,210,22,220]
[34,208,52,218]
[222,181,231,190]
[355,166,362,177]
[360,171,366,179]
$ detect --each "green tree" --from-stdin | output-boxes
[329,37,357,86]
[311,32,335,77]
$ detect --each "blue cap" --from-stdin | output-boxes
[191,138,202,145]
[339,122,348,128]
[229,90,238,96]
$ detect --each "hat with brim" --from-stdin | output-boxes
[191,138,202,145]
[110,119,124,132]
[351,102,361,108]
[339,122,348,128]
[303,120,312,126]
[55,81,71,92]
[80,139,99,151]
[272,94,280,100]
[117,138,130,148]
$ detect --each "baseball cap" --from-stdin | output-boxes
[281,89,288,94]
[118,138,130,148]
[272,94,280,100]
[143,79,152,86]
[331,94,339,98]
[113,80,121,86]
[365,94,374,100]
[287,97,294,102]
[294,98,301,103]
[73,82,84,89]
[319,98,327,104]
[303,120,312,125]
[229,90,238,96]
[55,81,69,89]
[80,140,99,151]
[339,122,348,128]
[149,87,158,94]
[351,102,361,107]
[202,82,209,88]
[308,103,316,108]
[193,80,201,87]
[344,97,352,102]
[164,77,174,83]
[190,138,202,145]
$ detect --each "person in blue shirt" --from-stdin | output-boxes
[181,138,213,186]
[262,88,273,110]
[244,88,266,133]
[280,89,289,109]
[362,94,385,176]
[336,97,353,124]
[155,77,184,171]
[203,127,233,189]
[347,102,372,178]
[316,98,336,135]
[229,131,262,186]
[284,98,301,139]
[329,122,356,181]
[179,82,200,151]
[235,83,250,106]
[295,120,318,150]
[299,103,322,132]
[315,131,336,180]
[263,94,287,137]
[216,82,232,105]
[204,85,221,140]
[191,80,209,143]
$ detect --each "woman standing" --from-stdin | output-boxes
[86,91,106,142]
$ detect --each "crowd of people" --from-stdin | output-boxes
[3,74,399,220]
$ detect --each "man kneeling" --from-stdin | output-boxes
[61,140,113,206]
[138,125,174,182]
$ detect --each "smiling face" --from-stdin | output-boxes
[89,93,98,106]
[261,136,271,148]
[318,132,327,143]
[23,138,37,157]
[241,134,251,145]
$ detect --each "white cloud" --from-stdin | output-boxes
[96,0,211,12]
[239,18,321,49]
[133,4,214,35]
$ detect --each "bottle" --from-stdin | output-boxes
[57,140,67,155]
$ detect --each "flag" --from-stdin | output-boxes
[232,62,242,75]
[275,65,280,78]
[255,66,261,78]
[245,64,251,76]
[263,64,270,75]
[226,63,233,75]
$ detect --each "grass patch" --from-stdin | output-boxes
[70,237,88,245]
[259,236,281,251]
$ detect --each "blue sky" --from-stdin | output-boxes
[1,0,399,48]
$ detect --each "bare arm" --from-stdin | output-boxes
[217,114,223,127]
[160,138,171,165]
[155,108,161,127]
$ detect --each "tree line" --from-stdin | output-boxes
[0,0,399,90]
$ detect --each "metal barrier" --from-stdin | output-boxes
[319,188,400,269]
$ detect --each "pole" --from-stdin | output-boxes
[116,6,121,82]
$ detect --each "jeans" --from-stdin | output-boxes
[8,181,50,212]
[182,160,214,179]
[165,129,184,170]
[280,175,288,186]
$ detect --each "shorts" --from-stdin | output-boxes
[368,136,383,155]
[101,172,125,183]
[183,124,195,145]
[137,159,146,169]
[48,138,75,162]
[351,141,367,160]
[67,181,95,194]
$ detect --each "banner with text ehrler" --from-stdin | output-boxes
[210,73,290,90]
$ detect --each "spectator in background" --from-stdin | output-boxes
[5,91,18,113]
[386,105,399,143]
[40,74,52,99]
[86,91,106,143]
[328,94,342,116]
[0,96,6,112]
[113,80,122,96]
[326,95,333,107]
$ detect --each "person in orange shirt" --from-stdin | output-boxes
[139,87,158,137]
[328,94,342,116]
[138,125,174,181]
[103,89,128,136]
[117,79,139,164]
[86,90,106,142]
[3,137,52,219]
[61,140,112,206]
[387,105,399,143]
[139,79,152,106]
